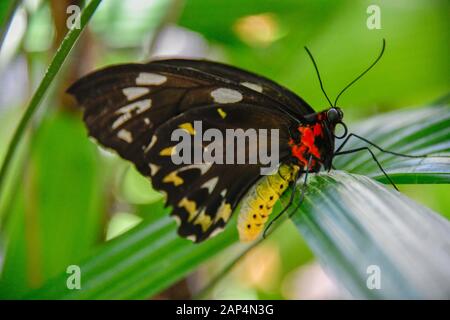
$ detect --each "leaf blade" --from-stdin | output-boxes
[26,214,239,299]
[292,171,450,299]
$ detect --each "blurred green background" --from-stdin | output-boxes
[0,0,448,299]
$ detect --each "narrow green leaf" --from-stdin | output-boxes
[0,114,105,298]
[0,0,20,50]
[27,215,239,299]
[291,171,450,299]
[0,0,102,203]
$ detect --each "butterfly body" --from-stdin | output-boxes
[289,111,338,172]
[68,59,343,243]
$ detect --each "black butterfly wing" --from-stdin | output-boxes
[150,59,315,117]
[67,62,301,176]
[146,103,295,242]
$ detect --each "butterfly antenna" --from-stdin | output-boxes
[304,46,333,107]
[334,39,386,107]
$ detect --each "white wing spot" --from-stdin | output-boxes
[178,162,212,175]
[144,136,157,153]
[209,227,225,238]
[112,113,132,130]
[112,99,152,129]
[149,163,161,175]
[116,99,151,115]
[144,118,150,125]
[122,87,150,100]
[117,129,133,143]
[220,189,227,197]
[211,88,243,103]
[136,72,167,85]
[172,215,182,226]
[241,82,263,93]
[186,235,197,242]
[200,177,219,194]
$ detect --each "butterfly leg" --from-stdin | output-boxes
[290,155,313,215]
[335,147,399,191]
[335,133,429,158]
[288,176,309,219]
[286,157,313,218]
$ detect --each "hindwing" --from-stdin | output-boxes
[147,104,295,242]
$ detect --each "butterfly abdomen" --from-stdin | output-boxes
[238,164,299,242]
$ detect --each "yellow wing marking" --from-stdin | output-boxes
[215,202,232,223]
[217,108,227,119]
[163,171,184,186]
[178,197,197,221]
[194,211,213,232]
[179,123,196,135]
[159,146,175,156]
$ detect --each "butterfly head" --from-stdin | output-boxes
[326,107,344,125]
[324,107,348,141]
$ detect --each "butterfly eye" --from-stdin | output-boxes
[327,108,340,123]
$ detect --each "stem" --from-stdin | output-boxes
[0,0,102,198]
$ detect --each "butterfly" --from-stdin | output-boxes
[68,39,423,243]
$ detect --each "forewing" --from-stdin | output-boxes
[67,62,297,176]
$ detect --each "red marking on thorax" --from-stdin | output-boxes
[313,123,323,136]
[289,123,324,167]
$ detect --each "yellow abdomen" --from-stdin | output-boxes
[238,164,299,242]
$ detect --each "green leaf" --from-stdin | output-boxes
[334,105,450,183]
[0,113,106,298]
[291,171,450,299]
[27,214,239,299]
